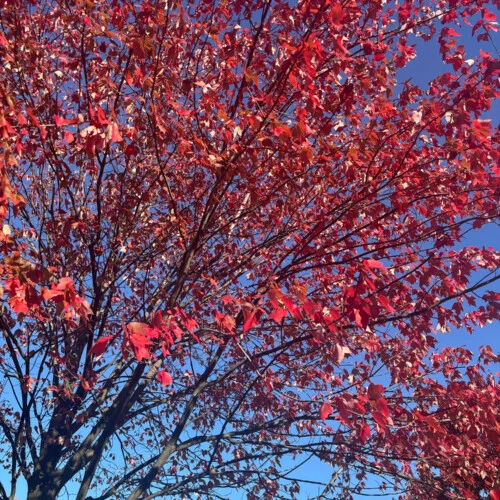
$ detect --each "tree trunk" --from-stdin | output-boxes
[27,468,62,500]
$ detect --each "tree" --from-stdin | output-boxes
[0,0,499,498]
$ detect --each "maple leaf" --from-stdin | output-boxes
[269,306,288,324]
[319,402,333,421]
[105,123,123,143]
[358,423,371,444]
[157,370,173,386]
[129,334,153,361]
[125,322,153,361]
[329,3,344,28]
[363,258,387,272]
[88,336,114,360]
[367,383,384,401]
[333,344,350,364]
[241,303,263,333]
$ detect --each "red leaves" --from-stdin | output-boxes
[335,394,366,425]
[43,277,92,322]
[1,0,499,497]
[414,411,446,435]
[367,384,393,431]
[9,290,30,314]
[215,311,236,333]
[371,398,392,431]
[125,322,153,361]
[121,309,200,361]
[483,10,497,22]
[243,67,259,86]
[319,402,333,421]
[472,119,492,142]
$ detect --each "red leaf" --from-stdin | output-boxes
[9,295,29,314]
[64,131,74,143]
[330,3,344,28]
[490,490,500,500]
[472,119,491,142]
[375,397,390,418]
[242,305,262,333]
[56,277,75,291]
[221,295,234,305]
[88,336,113,359]
[54,115,72,127]
[170,319,184,339]
[353,308,364,328]
[157,370,173,386]
[378,294,395,313]
[319,402,333,421]
[367,383,384,401]
[151,311,163,329]
[269,306,288,324]
[215,311,236,333]
[179,311,198,333]
[372,410,388,429]
[484,11,497,22]
[358,423,371,444]
[364,259,387,271]
[129,334,152,361]
[125,322,153,361]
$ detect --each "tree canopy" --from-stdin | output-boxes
[0,0,499,498]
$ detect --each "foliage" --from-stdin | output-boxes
[0,0,499,498]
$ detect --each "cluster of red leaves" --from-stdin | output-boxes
[0,0,499,499]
